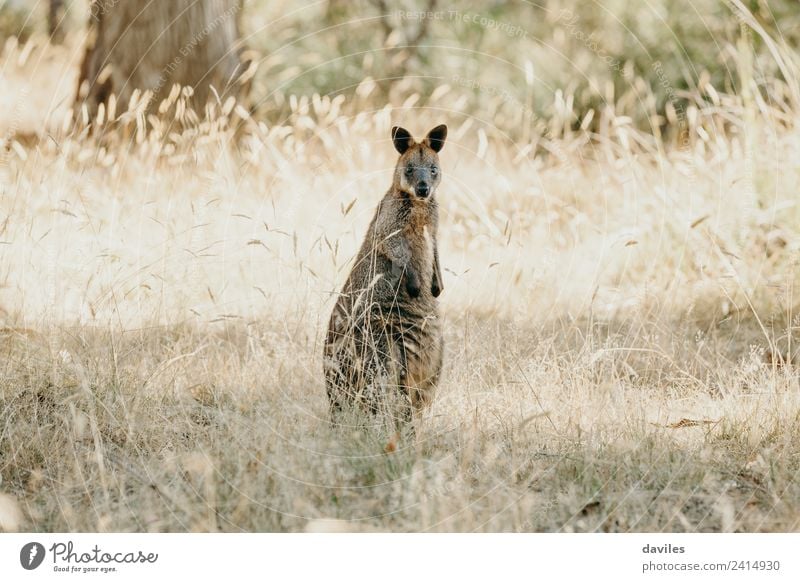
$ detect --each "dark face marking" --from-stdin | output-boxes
[391,125,447,200]
[399,147,440,199]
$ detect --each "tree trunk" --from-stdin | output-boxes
[77,0,246,115]
[48,0,65,43]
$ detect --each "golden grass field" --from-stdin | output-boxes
[1,25,800,532]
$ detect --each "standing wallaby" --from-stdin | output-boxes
[324,124,447,426]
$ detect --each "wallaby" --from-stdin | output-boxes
[324,124,447,426]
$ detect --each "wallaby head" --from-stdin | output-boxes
[391,125,447,200]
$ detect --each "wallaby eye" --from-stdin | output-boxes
[404,166,413,176]
[431,166,438,175]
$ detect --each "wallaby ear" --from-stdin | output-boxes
[391,126,413,154]
[424,124,447,152]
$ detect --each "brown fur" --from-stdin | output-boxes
[324,125,448,425]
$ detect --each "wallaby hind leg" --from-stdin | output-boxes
[396,383,414,428]
[392,330,417,428]
[324,357,346,426]
[410,355,442,414]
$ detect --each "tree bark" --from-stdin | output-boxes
[77,0,246,115]
[48,0,65,43]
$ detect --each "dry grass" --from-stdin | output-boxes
[1,32,800,532]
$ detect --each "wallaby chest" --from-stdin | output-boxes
[400,204,435,278]
[400,198,435,245]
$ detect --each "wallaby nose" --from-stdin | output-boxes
[416,183,430,198]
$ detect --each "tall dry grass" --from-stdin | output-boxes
[1,13,800,531]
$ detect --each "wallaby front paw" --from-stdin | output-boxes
[405,271,421,298]
[431,282,442,297]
